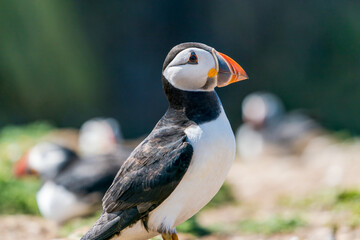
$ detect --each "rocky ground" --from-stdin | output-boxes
[1,135,360,240]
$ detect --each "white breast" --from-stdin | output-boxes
[36,182,98,223]
[148,108,235,232]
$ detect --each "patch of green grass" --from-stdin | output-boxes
[279,188,360,212]
[336,189,360,203]
[331,130,356,142]
[0,121,53,215]
[0,158,41,214]
[177,215,211,236]
[237,216,306,235]
[278,188,360,227]
[150,237,162,240]
[207,215,306,236]
[333,189,360,225]
[0,121,54,161]
[204,183,237,209]
[0,121,54,143]
[278,193,332,211]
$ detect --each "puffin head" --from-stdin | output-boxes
[79,118,121,156]
[162,42,248,92]
[14,142,77,179]
[242,92,285,128]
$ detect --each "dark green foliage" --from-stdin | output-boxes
[336,189,360,203]
[1,1,360,135]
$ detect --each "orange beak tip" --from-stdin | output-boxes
[217,51,248,85]
[239,72,249,81]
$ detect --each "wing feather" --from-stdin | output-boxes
[81,124,193,240]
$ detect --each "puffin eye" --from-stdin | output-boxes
[188,52,198,64]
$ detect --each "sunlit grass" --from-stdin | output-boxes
[278,188,360,227]
[237,216,306,235]
[177,216,211,236]
[0,122,53,215]
[0,159,40,214]
[0,121,54,162]
[207,215,306,235]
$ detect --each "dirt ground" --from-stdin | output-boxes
[1,135,360,240]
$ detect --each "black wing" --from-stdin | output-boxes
[53,156,122,197]
[81,124,193,240]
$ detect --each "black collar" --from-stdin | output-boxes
[162,76,221,124]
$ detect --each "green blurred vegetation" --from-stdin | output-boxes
[279,188,360,227]
[204,183,237,209]
[0,1,360,136]
[176,216,212,237]
[205,215,306,236]
[0,0,104,125]
[0,122,53,215]
[334,189,360,226]
[0,159,40,215]
[236,216,306,235]
[0,121,54,161]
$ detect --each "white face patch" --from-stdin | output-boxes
[28,142,67,177]
[79,119,118,156]
[163,48,217,91]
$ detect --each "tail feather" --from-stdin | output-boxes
[80,208,140,240]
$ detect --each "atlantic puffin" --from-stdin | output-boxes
[79,118,122,157]
[236,92,321,158]
[14,142,132,223]
[81,42,248,240]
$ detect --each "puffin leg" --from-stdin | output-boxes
[162,233,179,240]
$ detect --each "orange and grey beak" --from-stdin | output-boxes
[211,49,248,87]
[13,152,37,177]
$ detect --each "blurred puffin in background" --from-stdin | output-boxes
[236,92,322,160]
[14,117,125,180]
[79,118,122,157]
[14,142,132,224]
[13,118,133,223]
[41,117,123,157]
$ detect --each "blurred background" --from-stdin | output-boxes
[1,1,360,240]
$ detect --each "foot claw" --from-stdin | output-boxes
[171,233,179,240]
[162,233,179,240]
